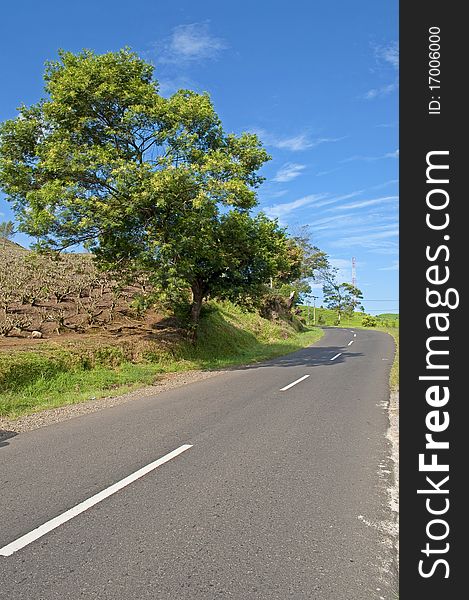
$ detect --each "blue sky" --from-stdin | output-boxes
[0,0,398,314]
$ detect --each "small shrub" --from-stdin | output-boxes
[130,293,154,317]
[362,315,378,327]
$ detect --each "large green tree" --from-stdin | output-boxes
[0,49,300,329]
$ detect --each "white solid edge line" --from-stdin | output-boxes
[280,374,310,391]
[330,353,342,361]
[0,444,193,557]
[348,340,354,346]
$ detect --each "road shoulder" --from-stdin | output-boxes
[0,369,225,438]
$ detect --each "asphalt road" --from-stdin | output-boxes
[0,327,397,599]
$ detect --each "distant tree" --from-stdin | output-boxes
[0,220,16,248]
[0,49,300,333]
[269,225,329,311]
[277,225,329,305]
[321,267,364,324]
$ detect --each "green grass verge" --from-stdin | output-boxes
[0,301,323,419]
[379,326,399,391]
[300,306,399,328]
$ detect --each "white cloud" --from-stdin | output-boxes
[274,133,313,151]
[158,23,227,64]
[310,213,398,253]
[272,162,306,183]
[374,41,399,70]
[361,42,398,101]
[369,179,399,190]
[379,260,399,271]
[315,167,342,177]
[265,193,327,218]
[268,189,289,198]
[328,195,398,211]
[368,246,399,255]
[311,191,364,210]
[309,213,397,234]
[339,223,398,237]
[309,215,355,232]
[332,228,398,249]
[363,82,398,100]
[341,150,399,163]
[330,258,355,269]
[264,190,362,220]
[252,128,344,152]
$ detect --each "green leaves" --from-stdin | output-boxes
[0,48,317,327]
[0,220,15,242]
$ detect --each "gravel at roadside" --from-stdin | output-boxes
[387,390,399,565]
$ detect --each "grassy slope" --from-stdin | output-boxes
[0,301,323,418]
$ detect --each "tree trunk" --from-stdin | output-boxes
[190,280,206,340]
[286,290,296,309]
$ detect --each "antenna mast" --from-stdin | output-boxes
[352,257,357,287]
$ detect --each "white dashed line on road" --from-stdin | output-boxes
[280,375,310,391]
[0,444,193,557]
[348,340,354,346]
[330,353,342,361]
